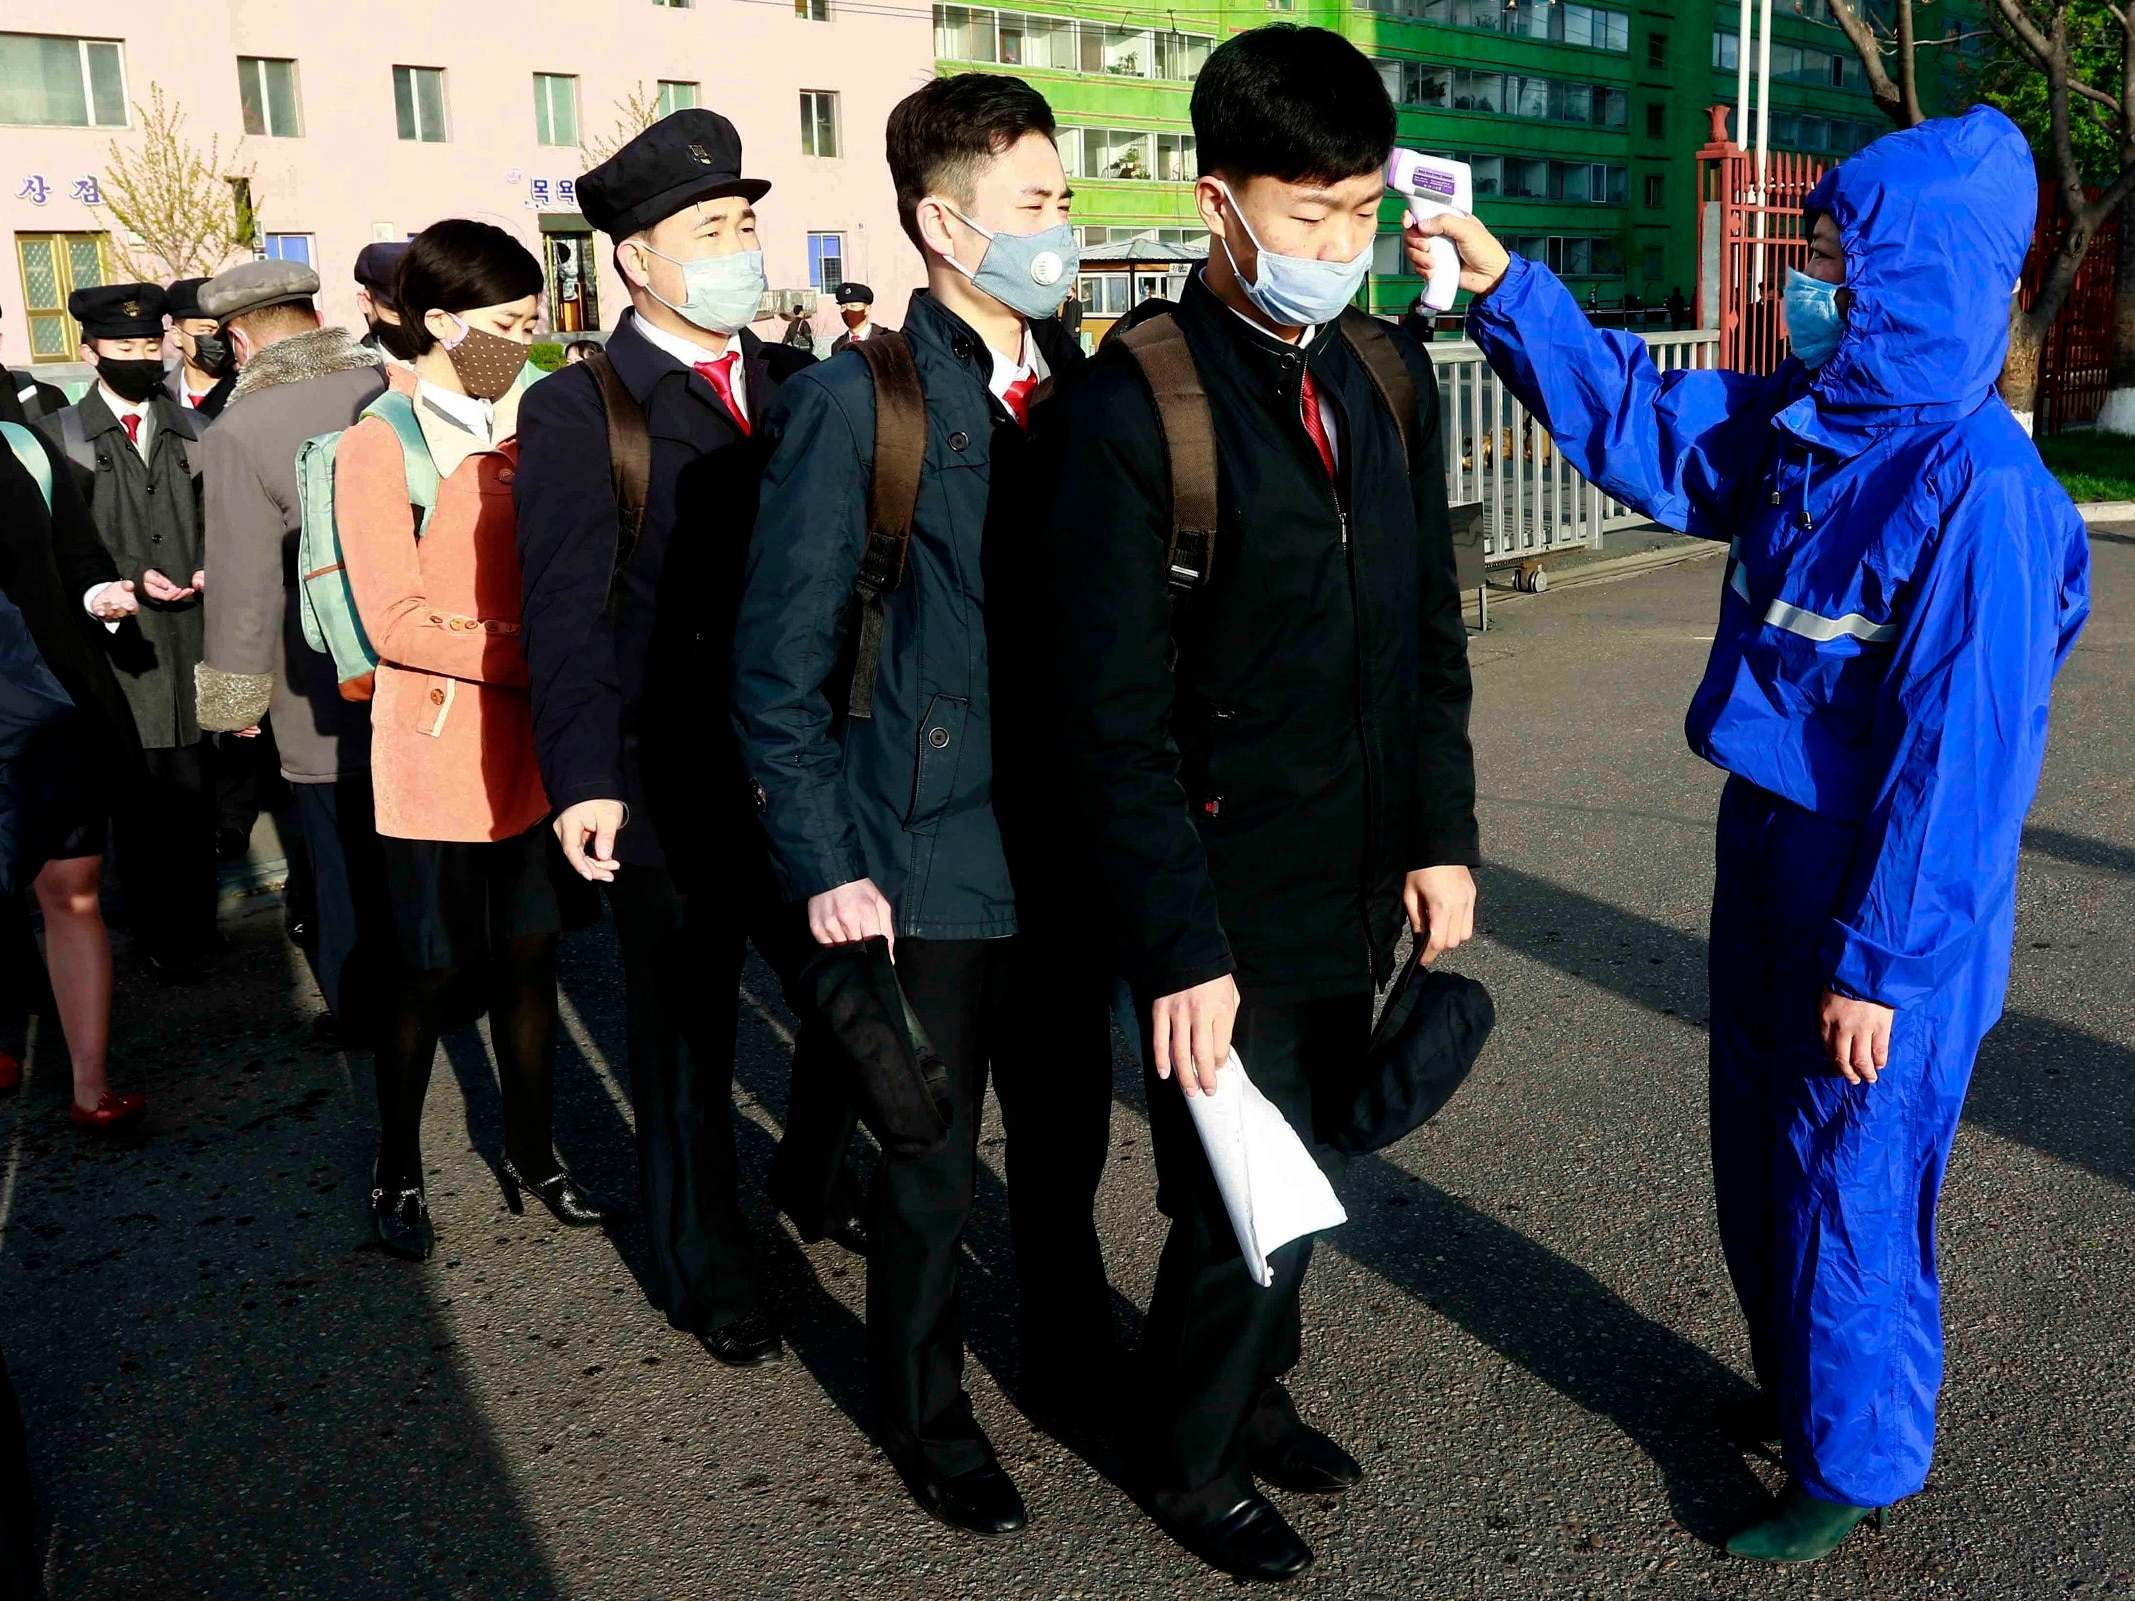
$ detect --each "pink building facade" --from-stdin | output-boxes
[2,0,936,368]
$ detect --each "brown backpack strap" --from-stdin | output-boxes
[847,331,926,720]
[1335,308,1419,471]
[583,349,651,617]
[1116,313,1219,594]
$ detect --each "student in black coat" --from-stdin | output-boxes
[0,421,149,1132]
[515,109,861,1369]
[1029,27,1480,1583]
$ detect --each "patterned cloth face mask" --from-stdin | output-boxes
[438,314,528,401]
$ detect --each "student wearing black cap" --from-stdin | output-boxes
[40,283,220,981]
[515,109,862,1368]
[353,242,419,364]
[163,278,236,419]
[827,281,888,355]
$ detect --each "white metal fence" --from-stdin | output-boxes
[1431,329,1721,564]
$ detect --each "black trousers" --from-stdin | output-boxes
[111,740,218,958]
[604,861,859,1334]
[1136,986,1369,1517]
[870,935,1115,1479]
[292,771,394,1024]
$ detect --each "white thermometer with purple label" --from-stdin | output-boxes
[1386,150,1474,312]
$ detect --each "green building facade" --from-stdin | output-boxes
[931,0,1950,324]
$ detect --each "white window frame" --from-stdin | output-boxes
[394,65,448,143]
[800,90,839,158]
[533,72,579,148]
[237,56,302,138]
[0,34,130,129]
[656,80,698,117]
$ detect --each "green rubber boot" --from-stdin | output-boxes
[1726,1484,1887,1563]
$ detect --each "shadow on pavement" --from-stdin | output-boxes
[2020,824,2135,877]
[1481,861,2135,1190]
[0,902,564,1601]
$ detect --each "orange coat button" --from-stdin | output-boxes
[429,687,446,705]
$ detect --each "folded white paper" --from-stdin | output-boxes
[1184,1049,1348,1287]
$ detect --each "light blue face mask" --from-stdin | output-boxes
[941,203,1079,321]
[1783,268,1846,369]
[1217,179,1372,329]
[637,240,768,336]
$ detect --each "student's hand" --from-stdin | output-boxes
[232,725,261,738]
[88,580,138,620]
[1407,214,1513,298]
[141,568,198,603]
[1820,989,1892,1085]
[190,568,206,593]
[809,878,896,954]
[1152,975,1239,1098]
[1405,865,1477,965]
[554,799,627,883]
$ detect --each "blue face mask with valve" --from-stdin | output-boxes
[1216,179,1373,329]
[1784,268,1846,369]
[939,203,1079,321]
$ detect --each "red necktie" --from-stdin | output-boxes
[1298,368,1335,480]
[693,352,749,435]
[1000,372,1037,430]
[120,413,141,448]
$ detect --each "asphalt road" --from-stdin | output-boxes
[3,528,2129,1601]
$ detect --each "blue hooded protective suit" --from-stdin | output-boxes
[1470,106,2091,1507]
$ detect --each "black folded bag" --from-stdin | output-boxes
[798,936,953,1161]
[1320,961,1495,1155]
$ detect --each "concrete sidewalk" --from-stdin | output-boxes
[1,529,2129,1599]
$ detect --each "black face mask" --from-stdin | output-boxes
[191,334,234,377]
[367,315,424,364]
[96,358,165,405]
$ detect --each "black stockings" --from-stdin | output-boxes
[372,932,562,1188]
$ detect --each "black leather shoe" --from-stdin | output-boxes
[1158,1492,1312,1583]
[499,1156,614,1227]
[791,1210,869,1256]
[898,1460,1027,1537]
[1250,1424,1363,1495]
[369,1168,434,1261]
[697,1314,784,1368]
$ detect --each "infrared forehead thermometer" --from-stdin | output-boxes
[1386,150,1473,312]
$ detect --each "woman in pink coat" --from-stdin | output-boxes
[339,220,608,1259]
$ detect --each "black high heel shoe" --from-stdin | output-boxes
[369,1164,434,1261]
[498,1156,613,1227]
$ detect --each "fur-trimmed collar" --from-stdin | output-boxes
[230,326,382,402]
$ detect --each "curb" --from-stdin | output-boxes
[2078,501,2135,524]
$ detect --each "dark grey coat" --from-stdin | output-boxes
[41,388,207,749]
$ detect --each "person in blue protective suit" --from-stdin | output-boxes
[1415,104,2093,1563]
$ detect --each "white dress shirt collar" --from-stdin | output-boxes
[631,311,749,422]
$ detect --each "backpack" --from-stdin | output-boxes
[294,389,440,700]
[0,421,51,512]
[576,348,651,618]
[1112,303,1420,596]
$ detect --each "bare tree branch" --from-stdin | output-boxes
[1827,0,1913,123]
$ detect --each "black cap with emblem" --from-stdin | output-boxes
[576,108,772,240]
[70,282,167,341]
[834,282,874,306]
[164,277,212,321]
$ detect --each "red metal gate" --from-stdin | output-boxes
[2023,185,2122,435]
[1696,106,1829,374]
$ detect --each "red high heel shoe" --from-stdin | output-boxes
[69,1091,146,1132]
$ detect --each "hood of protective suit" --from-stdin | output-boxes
[1802,105,2036,426]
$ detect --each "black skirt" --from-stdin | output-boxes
[379,824,600,973]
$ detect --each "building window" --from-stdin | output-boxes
[1055,127,1194,182]
[653,0,692,7]
[1646,31,1667,69]
[797,0,830,16]
[800,90,839,157]
[1378,62,1625,129]
[1501,232,1625,278]
[1645,102,1665,139]
[1641,244,1664,283]
[657,80,698,116]
[237,57,301,138]
[1466,155,1628,206]
[264,233,314,266]
[1643,174,1664,208]
[0,34,127,128]
[933,6,1212,80]
[533,73,578,147]
[393,65,447,142]
[807,232,845,289]
[14,232,109,362]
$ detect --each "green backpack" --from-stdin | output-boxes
[294,389,440,696]
[1,421,53,511]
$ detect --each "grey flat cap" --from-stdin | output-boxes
[198,258,321,322]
